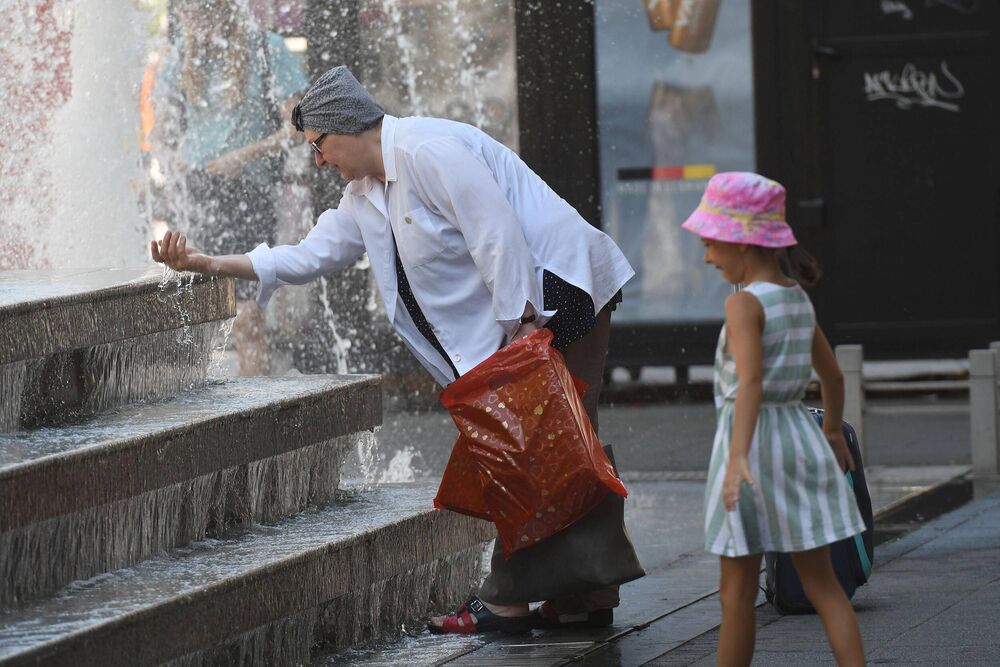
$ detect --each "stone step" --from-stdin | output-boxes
[0,269,235,431]
[0,485,494,666]
[0,375,380,607]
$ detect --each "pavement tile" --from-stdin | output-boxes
[676,493,1000,666]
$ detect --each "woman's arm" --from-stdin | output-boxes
[812,324,856,471]
[723,291,765,510]
[151,230,257,280]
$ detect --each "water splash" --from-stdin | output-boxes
[379,0,427,114]
[342,429,382,489]
[157,269,200,344]
[207,317,235,379]
[316,275,352,374]
[379,446,421,484]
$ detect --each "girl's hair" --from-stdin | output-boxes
[776,245,822,286]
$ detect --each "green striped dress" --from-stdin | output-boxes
[704,282,865,557]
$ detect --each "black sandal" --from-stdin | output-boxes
[427,596,533,635]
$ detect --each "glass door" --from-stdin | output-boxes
[594,0,756,326]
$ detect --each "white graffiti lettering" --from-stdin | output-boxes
[863,61,965,112]
[881,0,914,20]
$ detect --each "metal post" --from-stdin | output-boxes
[835,344,865,461]
[990,342,1000,462]
[969,349,1000,477]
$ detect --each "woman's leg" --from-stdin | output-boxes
[444,302,620,628]
[717,554,763,667]
[561,305,613,434]
[790,547,866,666]
[547,304,618,615]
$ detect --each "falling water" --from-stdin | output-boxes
[0,434,354,608]
[0,486,493,660]
[47,0,150,268]
[0,363,27,433]
[379,0,428,114]
[316,275,352,375]
[0,0,72,271]
[167,543,488,666]
[341,429,382,490]
[379,446,420,483]
[0,0,151,270]
[11,320,227,431]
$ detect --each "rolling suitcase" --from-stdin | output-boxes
[764,408,874,614]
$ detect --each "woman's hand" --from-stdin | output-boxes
[507,320,539,345]
[723,456,754,511]
[825,428,856,473]
[151,230,211,274]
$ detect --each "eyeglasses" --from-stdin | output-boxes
[309,133,328,156]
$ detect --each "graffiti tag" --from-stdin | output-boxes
[863,61,965,112]
[880,0,914,20]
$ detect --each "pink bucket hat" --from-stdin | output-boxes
[681,172,797,248]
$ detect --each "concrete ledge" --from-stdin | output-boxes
[0,269,235,366]
[3,320,228,432]
[0,375,381,532]
[0,485,496,665]
[1,436,354,608]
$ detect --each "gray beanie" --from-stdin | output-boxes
[291,66,384,135]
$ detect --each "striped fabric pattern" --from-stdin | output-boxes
[704,282,866,557]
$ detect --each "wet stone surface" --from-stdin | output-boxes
[0,268,235,366]
[0,375,381,532]
[3,320,230,432]
[0,484,493,665]
[0,435,356,609]
[0,376,378,470]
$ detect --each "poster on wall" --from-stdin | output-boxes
[595,0,755,323]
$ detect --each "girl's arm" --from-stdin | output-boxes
[723,291,765,510]
[205,96,302,177]
[812,324,856,472]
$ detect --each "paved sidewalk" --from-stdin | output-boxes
[367,397,970,481]
[322,395,978,665]
[658,489,1000,666]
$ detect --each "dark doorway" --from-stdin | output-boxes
[756,0,1000,358]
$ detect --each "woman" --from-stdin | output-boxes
[152,65,643,633]
[151,0,307,375]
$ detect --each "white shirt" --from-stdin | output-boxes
[247,115,634,386]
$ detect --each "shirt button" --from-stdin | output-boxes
[404,216,413,224]
[453,353,462,362]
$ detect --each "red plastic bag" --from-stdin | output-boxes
[434,328,628,558]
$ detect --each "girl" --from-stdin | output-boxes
[682,172,867,666]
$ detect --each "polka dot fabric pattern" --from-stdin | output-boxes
[436,328,628,558]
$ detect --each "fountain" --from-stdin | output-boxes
[0,0,520,661]
[0,269,493,663]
